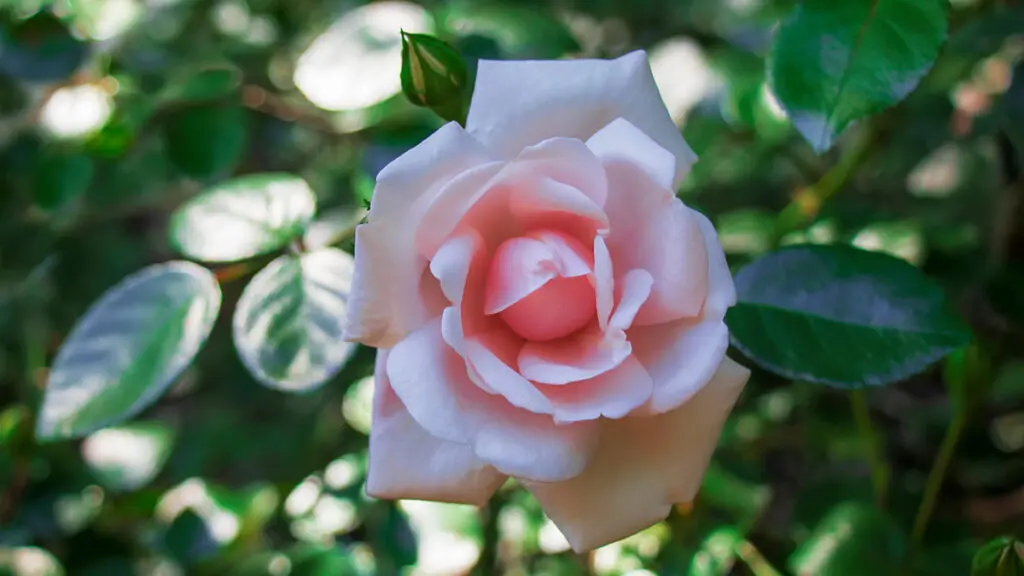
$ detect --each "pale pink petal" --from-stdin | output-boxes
[522,356,750,552]
[484,236,559,314]
[415,161,507,259]
[416,138,608,259]
[504,138,609,208]
[485,230,597,342]
[498,275,597,342]
[510,177,609,237]
[366,350,507,505]
[346,123,496,348]
[690,208,737,321]
[518,327,630,385]
[602,159,708,325]
[630,316,730,414]
[609,269,654,332]
[586,118,676,190]
[470,407,598,482]
[539,355,654,423]
[430,229,485,304]
[594,236,613,332]
[466,51,697,189]
[368,122,496,225]
[392,317,598,481]
[346,223,434,347]
[386,318,475,443]
[463,328,554,415]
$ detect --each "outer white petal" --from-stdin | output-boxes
[466,50,697,189]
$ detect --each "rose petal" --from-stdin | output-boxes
[504,138,610,209]
[509,177,609,237]
[346,123,496,348]
[539,355,654,423]
[368,122,496,225]
[464,327,555,415]
[630,316,730,414]
[609,269,654,332]
[415,161,507,259]
[366,350,507,505]
[346,223,435,347]
[430,229,485,304]
[387,318,475,443]
[466,50,697,189]
[518,326,631,385]
[586,118,676,190]
[690,208,737,321]
[522,356,750,552]
[594,236,613,332]
[402,315,598,481]
[602,159,708,325]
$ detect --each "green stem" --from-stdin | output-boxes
[736,539,784,576]
[774,123,879,243]
[908,411,966,557]
[850,390,889,508]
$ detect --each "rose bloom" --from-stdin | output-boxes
[345,50,750,551]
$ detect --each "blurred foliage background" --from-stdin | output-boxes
[0,0,1023,574]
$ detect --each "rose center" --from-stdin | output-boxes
[484,230,596,342]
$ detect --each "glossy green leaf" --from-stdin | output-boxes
[972,536,1024,576]
[788,502,904,576]
[234,248,356,393]
[36,262,221,440]
[400,32,468,123]
[769,0,948,152]
[169,173,317,263]
[34,148,93,213]
[81,421,175,492]
[163,102,247,179]
[727,244,970,387]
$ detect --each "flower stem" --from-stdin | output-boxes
[850,389,889,508]
[736,539,784,576]
[908,410,966,557]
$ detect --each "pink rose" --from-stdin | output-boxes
[345,50,750,551]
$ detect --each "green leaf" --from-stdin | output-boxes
[81,421,175,492]
[163,102,247,180]
[233,248,356,393]
[169,173,317,263]
[788,502,904,576]
[36,261,221,440]
[727,244,970,388]
[400,32,468,123]
[33,148,93,213]
[159,63,243,105]
[769,0,949,152]
[972,536,1024,576]
[0,546,65,576]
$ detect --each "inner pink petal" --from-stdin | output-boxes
[484,229,597,342]
[518,326,631,385]
[500,274,597,342]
